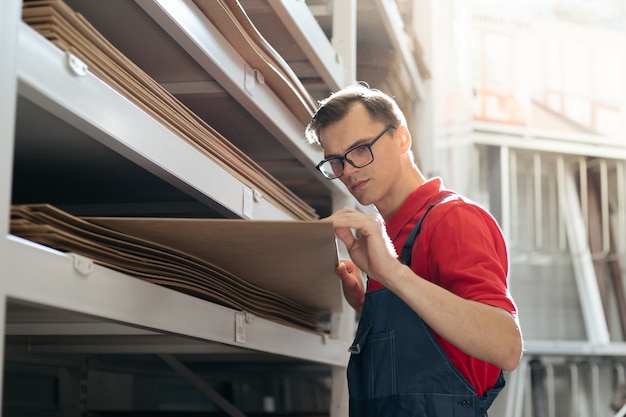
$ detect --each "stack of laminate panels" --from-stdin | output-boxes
[22,0,317,220]
[11,204,341,332]
[192,0,318,126]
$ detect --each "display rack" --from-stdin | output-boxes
[3,0,355,414]
[1,0,425,414]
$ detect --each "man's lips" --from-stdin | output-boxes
[350,179,368,192]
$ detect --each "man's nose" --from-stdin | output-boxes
[342,159,359,176]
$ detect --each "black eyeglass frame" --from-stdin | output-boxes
[315,125,396,180]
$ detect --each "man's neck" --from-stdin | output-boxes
[377,169,425,220]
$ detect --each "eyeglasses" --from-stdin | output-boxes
[316,125,395,180]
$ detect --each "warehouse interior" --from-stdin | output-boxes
[1,0,626,416]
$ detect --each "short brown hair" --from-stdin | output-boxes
[304,83,407,147]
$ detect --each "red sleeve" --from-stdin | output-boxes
[421,201,517,315]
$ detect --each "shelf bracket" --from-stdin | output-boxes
[234,311,254,344]
[69,253,94,276]
[244,64,264,96]
[66,52,88,76]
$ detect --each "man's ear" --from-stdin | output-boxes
[395,125,412,154]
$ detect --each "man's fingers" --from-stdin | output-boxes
[334,225,357,247]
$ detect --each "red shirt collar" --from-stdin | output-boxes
[385,177,445,243]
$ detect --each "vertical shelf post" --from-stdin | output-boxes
[331,0,357,86]
[0,0,22,408]
[329,192,356,417]
[560,165,611,345]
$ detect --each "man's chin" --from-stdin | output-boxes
[351,193,374,207]
[346,182,374,206]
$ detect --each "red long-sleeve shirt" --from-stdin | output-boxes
[367,177,517,396]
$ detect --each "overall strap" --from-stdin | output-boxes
[398,193,457,266]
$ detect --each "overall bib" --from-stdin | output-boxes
[347,196,505,416]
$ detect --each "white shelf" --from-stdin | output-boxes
[524,340,626,357]
[471,121,626,158]
[135,0,348,200]
[16,22,291,221]
[256,0,349,90]
[5,235,350,366]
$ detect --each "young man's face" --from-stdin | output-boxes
[319,103,399,206]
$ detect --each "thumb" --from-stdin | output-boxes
[335,261,350,280]
[334,226,356,248]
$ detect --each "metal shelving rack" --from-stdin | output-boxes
[1,0,429,414]
[1,0,364,414]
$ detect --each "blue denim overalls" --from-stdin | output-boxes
[347,195,505,416]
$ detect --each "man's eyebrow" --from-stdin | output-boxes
[324,137,370,159]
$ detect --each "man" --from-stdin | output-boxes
[305,84,523,416]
